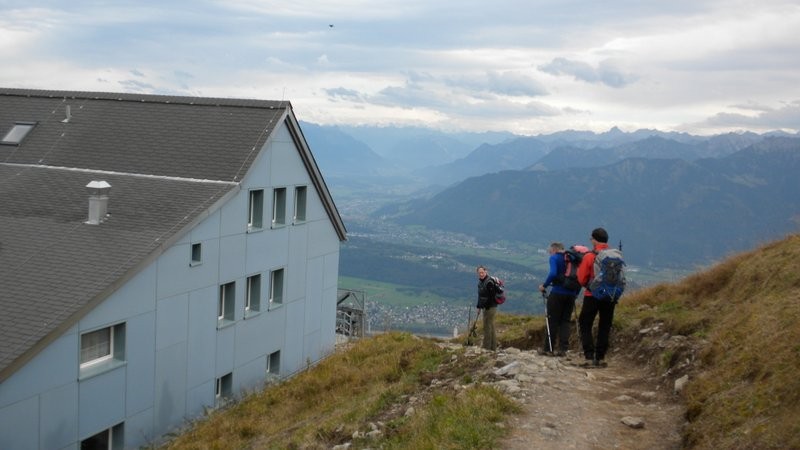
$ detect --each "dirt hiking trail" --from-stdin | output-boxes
[447,344,686,450]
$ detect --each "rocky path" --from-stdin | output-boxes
[453,345,686,449]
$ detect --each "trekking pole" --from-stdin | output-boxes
[542,291,553,353]
[468,309,482,346]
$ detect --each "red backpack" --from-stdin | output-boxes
[490,276,506,304]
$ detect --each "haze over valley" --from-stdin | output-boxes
[304,123,800,335]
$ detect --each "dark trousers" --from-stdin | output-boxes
[482,306,497,351]
[544,291,575,352]
[578,296,616,360]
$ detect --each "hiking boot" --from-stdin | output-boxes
[555,350,567,357]
[592,359,608,368]
[537,349,554,357]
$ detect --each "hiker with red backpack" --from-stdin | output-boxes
[539,242,583,356]
[577,227,626,368]
[476,265,501,351]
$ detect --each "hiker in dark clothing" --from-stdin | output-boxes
[539,242,579,356]
[577,227,614,367]
[476,265,499,351]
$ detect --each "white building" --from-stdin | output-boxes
[0,88,347,449]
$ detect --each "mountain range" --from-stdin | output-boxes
[301,123,800,269]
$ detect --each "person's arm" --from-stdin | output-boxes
[577,252,594,287]
[544,254,558,286]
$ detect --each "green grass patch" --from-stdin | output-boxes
[381,386,520,449]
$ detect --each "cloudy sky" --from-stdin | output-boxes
[1,0,799,135]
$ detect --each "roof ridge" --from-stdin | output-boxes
[0,87,289,109]
[0,162,240,185]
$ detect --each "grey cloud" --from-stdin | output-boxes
[703,101,800,130]
[174,70,194,80]
[366,82,559,119]
[443,71,547,97]
[118,79,156,92]
[325,87,365,103]
[374,84,439,109]
[486,71,548,96]
[539,57,637,88]
[442,71,548,97]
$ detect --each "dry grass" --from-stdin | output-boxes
[161,332,518,449]
[616,233,800,449]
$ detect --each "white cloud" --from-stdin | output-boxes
[1,0,799,134]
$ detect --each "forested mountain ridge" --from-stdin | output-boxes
[381,137,800,268]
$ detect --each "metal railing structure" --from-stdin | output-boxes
[336,289,366,338]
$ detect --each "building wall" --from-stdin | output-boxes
[0,121,341,449]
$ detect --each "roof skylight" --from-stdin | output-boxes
[1,122,36,145]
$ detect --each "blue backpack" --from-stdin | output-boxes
[588,248,626,301]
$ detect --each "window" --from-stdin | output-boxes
[1,122,36,145]
[80,423,123,450]
[267,350,281,376]
[80,323,125,377]
[191,243,202,266]
[294,186,307,223]
[245,274,261,314]
[248,189,264,231]
[272,187,286,227]
[269,268,284,307]
[218,282,235,326]
[215,373,233,405]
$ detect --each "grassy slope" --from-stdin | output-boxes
[162,234,800,449]
[613,233,800,449]
[161,333,518,449]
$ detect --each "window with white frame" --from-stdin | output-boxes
[248,189,264,231]
[272,187,286,227]
[293,186,307,223]
[215,372,233,405]
[80,422,124,450]
[245,274,261,314]
[80,323,125,377]
[218,282,235,326]
[269,268,284,306]
[190,242,202,266]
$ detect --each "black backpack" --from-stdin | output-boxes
[556,245,589,292]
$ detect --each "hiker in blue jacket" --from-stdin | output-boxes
[539,242,580,356]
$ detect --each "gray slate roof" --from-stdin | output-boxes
[0,88,345,381]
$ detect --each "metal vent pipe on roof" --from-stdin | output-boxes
[61,105,71,123]
[86,180,111,225]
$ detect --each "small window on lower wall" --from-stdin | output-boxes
[215,372,233,406]
[267,350,281,376]
[191,242,202,266]
[79,323,126,379]
[81,422,124,450]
